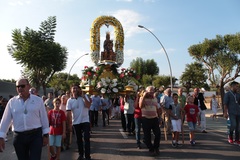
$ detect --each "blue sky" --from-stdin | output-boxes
[1,0,240,82]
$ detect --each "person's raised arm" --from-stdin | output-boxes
[134,93,140,109]
[83,94,92,108]
[139,92,147,108]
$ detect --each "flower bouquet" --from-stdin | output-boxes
[95,77,124,97]
[81,66,104,85]
[81,65,139,96]
[119,68,140,87]
[119,68,140,80]
[82,66,96,80]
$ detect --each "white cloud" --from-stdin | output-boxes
[153,48,175,55]
[125,49,142,59]
[112,10,144,38]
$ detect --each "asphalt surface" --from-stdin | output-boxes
[1,108,240,160]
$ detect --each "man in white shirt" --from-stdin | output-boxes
[66,83,92,160]
[0,78,49,160]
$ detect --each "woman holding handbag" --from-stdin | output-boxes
[124,94,135,136]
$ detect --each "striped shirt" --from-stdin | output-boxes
[141,98,158,119]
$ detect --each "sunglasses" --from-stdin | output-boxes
[16,84,27,88]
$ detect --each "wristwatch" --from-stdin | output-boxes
[43,134,49,138]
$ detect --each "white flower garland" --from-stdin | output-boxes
[96,77,122,95]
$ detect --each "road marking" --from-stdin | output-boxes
[119,129,128,139]
[205,128,228,138]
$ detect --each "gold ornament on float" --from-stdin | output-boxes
[90,15,124,67]
[81,15,138,97]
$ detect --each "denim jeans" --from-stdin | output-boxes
[229,114,240,140]
[73,122,91,159]
[134,118,143,145]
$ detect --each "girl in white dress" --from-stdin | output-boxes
[210,94,219,120]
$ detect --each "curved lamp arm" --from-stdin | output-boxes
[138,25,173,91]
[66,53,89,81]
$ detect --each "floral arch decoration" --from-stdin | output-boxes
[90,15,124,66]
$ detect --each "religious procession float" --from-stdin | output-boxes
[80,15,140,97]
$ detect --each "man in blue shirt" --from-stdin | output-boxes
[90,94,102,127]
[224,81,240,145]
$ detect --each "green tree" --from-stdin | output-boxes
[141,74,153,87]
[145,59,159,76]
[153,75,176,89]
[130,57,145,79]
[180,62,208,94]
[48,72,80,96]
[130,57,159,83]
[8,16,68,95]
[188,33,240,110]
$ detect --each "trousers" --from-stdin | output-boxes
[73,122,91,159]
[13,128,43,160]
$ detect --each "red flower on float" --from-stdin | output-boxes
[119,73,124,78]
[136,75,140,80]
[82,66,96,80]
[87,71,92,76]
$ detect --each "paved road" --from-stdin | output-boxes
[1,109,240,160]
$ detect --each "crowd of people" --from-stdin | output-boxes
[0,78,239,160]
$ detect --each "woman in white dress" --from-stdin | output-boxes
[210,94,219,120]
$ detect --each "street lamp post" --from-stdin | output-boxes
[138,25,173,91]
[66,53,89,81]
